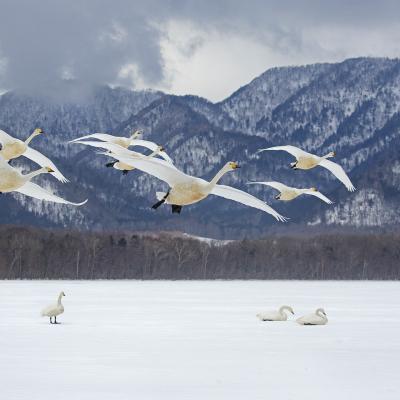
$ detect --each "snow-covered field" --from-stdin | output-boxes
[1,280,399,400]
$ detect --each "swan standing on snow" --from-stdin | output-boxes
[296,308,328,325]
[257,145,355,192]
[257,305,294,321]
[70,129,143,148]
[100,148,286,220]
[0,128,68,182]
[0,157,87,205]
[41,291,65,324]
[249,181,333,204]
[105,145,167,175]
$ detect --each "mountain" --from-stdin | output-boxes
[0,57,399,238]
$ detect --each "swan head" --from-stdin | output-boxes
[33,128,44,137]
[228,161,240,170]
[130,129,143,139]
[328,151,335,158]
[310,187,318,192]
[288,306,294,315]
[316,308,326,316]
[157,145,165,152]
[45,167,55,173]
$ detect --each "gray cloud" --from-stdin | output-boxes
[0,0,399,101]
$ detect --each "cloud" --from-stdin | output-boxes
[0,0,400,101]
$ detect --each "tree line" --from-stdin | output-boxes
[0,225,399,280]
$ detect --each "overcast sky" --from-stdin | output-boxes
[1,0,400,102]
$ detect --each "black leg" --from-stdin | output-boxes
[122,170,129,175]
[151,190,170,210]
[8,159,12,166]
[50,317,53,324]
[106,161,117,168]
[171,205,182,214]
[54,316,59,324]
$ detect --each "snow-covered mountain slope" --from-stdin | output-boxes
[0,57,399,238]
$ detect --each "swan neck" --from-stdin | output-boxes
[24,167,47,181]
[148,149,160,158]
[57,293,63,305]
[25,132,37,145]
[323,153,332,159]
[209,166,230,187]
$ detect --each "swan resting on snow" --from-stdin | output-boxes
[98,146,287,220]
[249,181,333,204]
[41,291,65,324]
[257,305,294,321]
[296,308,328,325]
[0,156,87,205]
[257,145,355,192]
[0,128,68,182]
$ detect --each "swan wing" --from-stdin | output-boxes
[23,147,69,183]
[15,182,88,206]
[69,133,120,143]
[257,145,311,159]
[108,153,191,186]
[72,140,143,156]
[248,181,291,193]
[303,190,333,204]
[318,159,356,192]
[211,184,287,221]
[129,139,174,164]
[0,129,15,145]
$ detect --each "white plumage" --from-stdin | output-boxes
[256,305,294,321]
[296,308,328,325]
[41,292,66,324]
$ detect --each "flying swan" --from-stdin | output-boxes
[101,149,287,221]
[41,291,65,324]
[0,157,87,205]
[71,139,174,164]
[257,145,355,191]
[256,305,294,321]
[296,308,328,325]
[248,181,333,204]
[0,128,69,182]
[70,129,143,148]
[105,145,167,175]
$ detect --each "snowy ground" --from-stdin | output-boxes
[1,280,399,400]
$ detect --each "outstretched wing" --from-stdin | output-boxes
[107,152,190,187]
[69,133,121,143]
[72,140,142,156]
[248,181,291,193]
[23,147,69,183]
[15,182,87,206]
[0,129,15,145]
[303,190,333,204]
[211,184,287,221]
[318,159,356,192]
[129,139,174,164]
[257,145,312,159]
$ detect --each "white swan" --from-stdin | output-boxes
[296,308,328,325]
[71,139,174,164]
[0,157,87,205]
[101,148,287,220]
[249,181,333,204]
[41,291,65,324]
[0,128,68,182]
[70,129,142,148]
[257,305,294,321]
[105,145,167,175]
[257,145,355,192]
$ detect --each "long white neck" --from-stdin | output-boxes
[23,167,48,182]
[209,165,231,188]
[57,293,63,306]
[322,152,334,159]
[25,131,38,145]
[148,148,161,158]
[279,306,290,316]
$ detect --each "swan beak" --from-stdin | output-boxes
[232,162,240,169]
[159,146,165,152]
[291,311,294,315]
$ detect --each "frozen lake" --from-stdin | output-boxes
[1,280,399,400]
